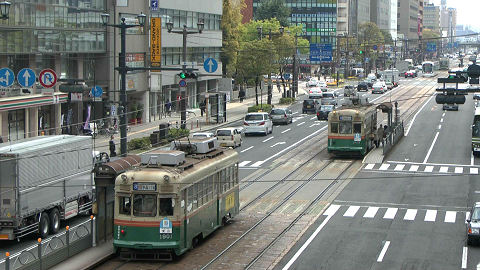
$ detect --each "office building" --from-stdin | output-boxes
[370,0,391,32]
[423,3,440,33]
[397,0,421,40]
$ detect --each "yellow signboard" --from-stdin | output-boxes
[150,17,161,67]
[225,193,235,211]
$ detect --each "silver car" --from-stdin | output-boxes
[467,202,480,245]
[270,108,293,125]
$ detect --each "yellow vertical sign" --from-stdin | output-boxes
[150,17,161,68]
[225,193,235,211]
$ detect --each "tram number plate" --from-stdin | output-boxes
[133,182,156,191]
[160,234,172,239]
[354,133,361,142]
[225,193,235,211]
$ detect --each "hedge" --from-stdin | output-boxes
[279,97,295,104]
[167,128,190,141]
[127,137,151,151]
[247,104,273,113]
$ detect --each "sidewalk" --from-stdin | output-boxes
[49,240,114,270]
[93,86,291,154]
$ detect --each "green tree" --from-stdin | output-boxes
[380,29,393,45]
[221,0,245,77]
[255,0,291,27]
[358,22,384,73]
[422,29,441,40]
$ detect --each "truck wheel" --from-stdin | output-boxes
[49,208,60,234]
[39,213,50,238]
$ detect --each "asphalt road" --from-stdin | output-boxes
[275,73,480,270]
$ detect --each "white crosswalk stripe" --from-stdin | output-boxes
[471,168,479,174]
[424,166,434,172]
[363,207,379,218]
[362,163,480,175]
[409,165,419,172]
[365,163,375,170]
[379,164,390,170]
[424,209,437,222]
[439,166,449,173]
[383,208,398,219]
[444,211,457,223]
[394,164,405,171]
[239,161,251,167]
[404,209,417,221]
[455,167,463,174]
[344,206,360,217]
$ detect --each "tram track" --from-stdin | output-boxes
[199,159,358,270]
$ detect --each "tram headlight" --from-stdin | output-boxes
[164,175,170,183]
[121,174,128,183]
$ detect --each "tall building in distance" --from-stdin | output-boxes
[337,0,370,36]
[397,0,421,40]
[423,3,440,33]
[370,0,391,33]
[390,0,398,40]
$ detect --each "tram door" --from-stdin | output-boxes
[183,189,187,249]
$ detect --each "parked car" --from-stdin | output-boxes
[270,108,293,125]
[302,99,318,114]
[316,104,335,120]
[243,112,273,136]
[467,202,480,245]
[216,127,242,148]
[372,81,387,94]
[344,85,357,97]
[357,82,369,92]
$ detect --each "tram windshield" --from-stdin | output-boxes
[133,194,157,217]
[473,123,480,137]
[159,197,174,216]
[422,63,433,73]
[339,121,352,134]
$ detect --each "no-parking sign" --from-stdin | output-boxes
[39,69,57,88]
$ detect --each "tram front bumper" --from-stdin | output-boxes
[114,239,180,249]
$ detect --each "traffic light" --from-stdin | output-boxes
[179,72,186,79]
[177,72,198,79]
[359,50,363,54]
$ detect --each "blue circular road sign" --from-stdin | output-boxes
[204,58,218,73]
[179,79,187,87]
[17,68,36,88]
[0,68,15,87]
[91,86,103,97]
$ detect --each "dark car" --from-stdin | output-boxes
[357,82,369,92]
[467,202,480,245]
[317,105,335,120]
[302,99,318,114]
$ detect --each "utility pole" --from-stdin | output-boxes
[336,35,341,87]
[292,34,298,98]
[345,36,349,79]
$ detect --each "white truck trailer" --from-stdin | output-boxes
[0,135,94,240]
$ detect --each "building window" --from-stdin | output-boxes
[8,109,25,142]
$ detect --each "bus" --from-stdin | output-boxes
[327,104,377,156]
[440,58,449,70]
[422,61,436,77]
[113,144,239,260]
[473,108,480,156]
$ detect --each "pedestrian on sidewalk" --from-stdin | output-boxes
[377,125,384,147]
[109,135,116,157]
[165,100,172,117]
[239,89,245,103]
[200,99,206,116]
[371,126,378,148]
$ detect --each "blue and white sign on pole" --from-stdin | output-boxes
[426,42,436,52]
[0,68,15,87]
[310,44,333,62]
[91,86,103,97]
[17,68,36,88]
[151,0,158,11]
[204,58,218,73]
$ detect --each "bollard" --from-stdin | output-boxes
[5,252,10,270]
[37,238,42,270]
[66,226,70,257]
[91,215,96,247]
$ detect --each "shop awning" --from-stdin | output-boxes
[0,93,68,112]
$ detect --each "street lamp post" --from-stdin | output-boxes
[166,21,204,130]
[0,1,11,19]
[101,12,146,157]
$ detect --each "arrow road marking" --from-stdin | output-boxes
[270,142,286,148]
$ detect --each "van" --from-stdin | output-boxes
[216,127,242,148]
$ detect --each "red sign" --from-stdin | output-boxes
[39,69,57,88]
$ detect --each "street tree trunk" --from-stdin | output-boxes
[267,74,272,105]
[255,76,259,106]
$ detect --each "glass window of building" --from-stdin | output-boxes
[8,109,26,142]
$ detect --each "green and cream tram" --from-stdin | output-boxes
[473,108,480,156]
[113,146,239,260]
[327,105,377,156]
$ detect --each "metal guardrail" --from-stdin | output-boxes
[0,216,95,270]
[383,121,405,156]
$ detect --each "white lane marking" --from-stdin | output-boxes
[442,112,446,117]
[404,209,417,221]
[379,164,390,170]
[365,164,375,170]
[383,208,398,219]
[405,93,436,136]
[363,207,379,218]
[439,166,449,173]
[309,123,322,127]
[250,161,265,167]
[262,126,328,164]
[440,118,444,123]
[438,124,442,130]
[238,161,251,167]
[270,142,286,148]
[344,205,360,217]
[388,160,480,167]
[297,122,305,126]
[444,211,457,223]
[462,246,468,269]
[409,165,419,172]
[310,116,317,120]
[394,164,405,171]
[455,167,464,174]
[323,204,341,216]
[424,209,437,222]
[262,137,274,143]
[292,111,298,114]
[424,166,434,172]
[376,241,391,262]
[240,146,253,153]
[281,128,291,134]
[472,152,475,166]
[423,131,440,164]
[282,214,335,270]
[466,212,471,224]
[471,168,479,174]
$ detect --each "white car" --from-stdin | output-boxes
[372,82,387,94]
[316,81,327,88]
[190,132,215,139]
[243,112,273,136]
[306,79,319,87]
[216,127,242,148]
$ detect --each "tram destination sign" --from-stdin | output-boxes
[133,182,157,191]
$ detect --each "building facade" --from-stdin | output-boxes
[397,0,421,40]
[370,0,390,32]
[423,3,440,33]
[390,0,398,40]
[0,0,106,142]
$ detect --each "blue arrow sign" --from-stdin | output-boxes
[17,68,36,88]
[91,86,103,97]
[373,45,378,50]
[0,68,14,87]
[204,58,218,73]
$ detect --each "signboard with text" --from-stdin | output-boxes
[309,44,332,62]
[150,17,162,68]
[126,53,145,69]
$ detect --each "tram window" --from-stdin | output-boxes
[119,196,131,215]
[159,198,174,216]
[133,194,157,217]
[473,124,480,137]
[353,123,362,133]
[197,182,204,205]
[339,122,352,134]
[206,175,213,201]
[331,123,339,133]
